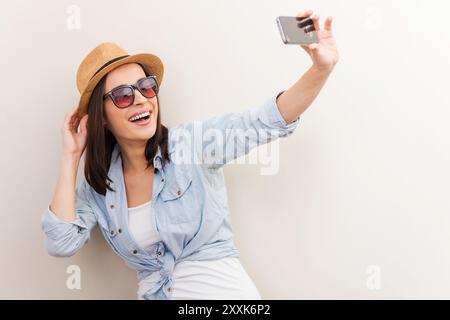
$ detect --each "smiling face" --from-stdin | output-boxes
[103,63,159,143]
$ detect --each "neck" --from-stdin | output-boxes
[118,141,153,175]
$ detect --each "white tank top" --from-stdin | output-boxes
[128,201,261,300]
[128,200,161,248]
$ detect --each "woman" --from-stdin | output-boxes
[41,10,339,300]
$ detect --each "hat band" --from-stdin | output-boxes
[90,55,130,80]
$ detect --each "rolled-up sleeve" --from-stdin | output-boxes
[41,177,97,257]
[257,90,300,133]
[177,91,301,168]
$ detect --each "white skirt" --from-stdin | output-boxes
[138,257,262,300]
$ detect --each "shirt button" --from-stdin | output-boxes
[118,228,122,234]
[156,250,162,256]
[110,230,115,236]
[177,190,181,196]
[110,204,115,209]
[161,178,165,182]
[167,287,173,293]
[132,249,138,254]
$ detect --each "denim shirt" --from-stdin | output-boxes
[41,91,300,300]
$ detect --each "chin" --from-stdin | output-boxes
[137,125,157,140]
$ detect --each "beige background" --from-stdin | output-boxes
[1,0,449,299]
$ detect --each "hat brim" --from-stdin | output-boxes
[76,53,164,121]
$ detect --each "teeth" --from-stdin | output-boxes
[129,111,150,122]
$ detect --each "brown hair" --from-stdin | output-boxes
[83,64,170,195]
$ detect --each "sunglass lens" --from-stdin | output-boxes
[112,87,134,108]
[138,77,158,98]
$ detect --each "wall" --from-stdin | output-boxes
[0,0,449,299]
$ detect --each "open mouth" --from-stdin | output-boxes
[128,110,151,124]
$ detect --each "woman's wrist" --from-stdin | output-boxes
[310,63,335,75]
[61,151,81,164]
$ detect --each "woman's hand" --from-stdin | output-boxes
[61,106,88,157]
[297,9,339,72]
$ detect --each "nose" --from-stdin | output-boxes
[133,87,147,105]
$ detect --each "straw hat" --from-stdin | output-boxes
[75,42,164,120]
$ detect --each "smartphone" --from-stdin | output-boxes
[276,16,318,45]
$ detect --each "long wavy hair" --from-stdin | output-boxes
[84,63,170,195]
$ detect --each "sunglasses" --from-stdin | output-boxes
[103,75,159,108]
